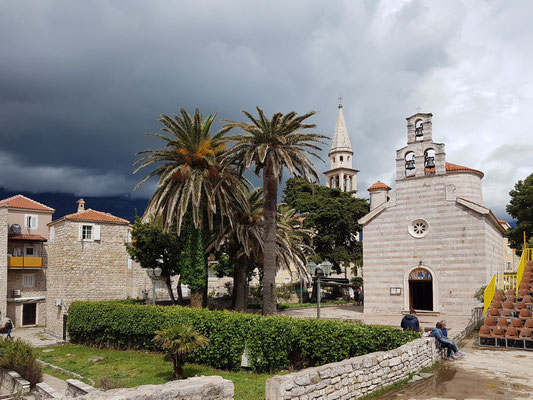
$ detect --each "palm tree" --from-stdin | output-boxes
[135,108,243,234]
[135,108,245,307]
[223,108,326,314]
[153,325,208,379]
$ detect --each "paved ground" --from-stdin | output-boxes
[281,304,471,333]
[376,334,533,399]
[6,327,62,347]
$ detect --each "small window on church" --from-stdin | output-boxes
[408,219,429,238]
[332,157,335,163]
[340,156,343,163]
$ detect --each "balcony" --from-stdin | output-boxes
[7,256,43,269]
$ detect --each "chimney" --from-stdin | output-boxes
[368,181,391,211]
[76,198,85,213]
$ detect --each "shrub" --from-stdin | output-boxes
[0,338,42,386]
[68,301,419,373]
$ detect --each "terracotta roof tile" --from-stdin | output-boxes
[8,234,47,242]
[445,162,484,177]
[50,209,129,225]
[368,181,391,191]
[0,194,55,212]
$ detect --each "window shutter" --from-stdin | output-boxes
[50,227,55,243]
[93,225,101,240]
[78,224,83,241]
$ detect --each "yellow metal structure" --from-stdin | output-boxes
[7,257,42,268]
[484,237,533,317]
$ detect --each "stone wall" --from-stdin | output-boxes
[46,220,148,338]
[266,337,439,400]
[78,376,233,400]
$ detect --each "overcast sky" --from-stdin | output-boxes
[1,0,532,219]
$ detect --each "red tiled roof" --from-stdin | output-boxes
[50,209,129,225]
[406,162,484,179]
[8,234,47,242]
[445,162,484,177]
[0,195,55,212]
[368,181,391,191]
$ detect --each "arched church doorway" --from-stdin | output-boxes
[408,268,433,311]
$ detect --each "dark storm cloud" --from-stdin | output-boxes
[0,0,532,219]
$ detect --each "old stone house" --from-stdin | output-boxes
[359,112,505,316]
[0,196,150,337]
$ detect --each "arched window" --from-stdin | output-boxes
[405,151,415,177]
[340,156,344,163]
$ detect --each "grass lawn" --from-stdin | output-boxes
[37,344,275,400]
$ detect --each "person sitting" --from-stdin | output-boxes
[431,321,464,360]
[400,309,420,331]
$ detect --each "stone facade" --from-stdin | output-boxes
[360,113,505,316]
[0,206,8,317]
[46,212,148,338]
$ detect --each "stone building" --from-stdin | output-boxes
[359,112,505,316]
[0,195,54,327]
[46,199,148,338]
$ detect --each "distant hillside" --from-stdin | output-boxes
[0,187,147,223]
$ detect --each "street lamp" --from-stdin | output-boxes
[306,260,333,319]
[146,266,162,306]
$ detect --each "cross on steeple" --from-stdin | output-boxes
[338,95,343,109]
[416,105,422,112]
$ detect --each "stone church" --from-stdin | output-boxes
[358,112,505,316]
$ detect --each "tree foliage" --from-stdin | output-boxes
[506,173,533,251]
[223,107,327,315]
[283,177,369,269]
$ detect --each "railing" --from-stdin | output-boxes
[7,256,43,268]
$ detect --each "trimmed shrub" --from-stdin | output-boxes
[68,301,419,373]
[0,338,42,386]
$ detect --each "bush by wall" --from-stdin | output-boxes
[0,338,42,386]
[68,301,419,373]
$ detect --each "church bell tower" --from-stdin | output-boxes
[323,101,359,196]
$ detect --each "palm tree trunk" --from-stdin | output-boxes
[165,275,177,305]
[234,255,249,311]
[262,160,278,315]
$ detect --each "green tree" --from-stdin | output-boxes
[152,325,208,379]
[179,218,207,307]
[125,217,183,304]
[283,177,369,270]
[223,108,326,315]
[506,173,533,252]
[135,108,246,306]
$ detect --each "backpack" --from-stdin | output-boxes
[5,321,12,330]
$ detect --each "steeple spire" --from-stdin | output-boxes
[330,105,352,153]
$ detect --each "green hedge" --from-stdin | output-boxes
[0,338,42,386]
[68,301,419,373]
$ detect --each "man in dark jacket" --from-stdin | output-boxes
[400,309,420,331]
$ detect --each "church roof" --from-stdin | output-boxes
[49,209,129,226]
[368,181,391,191]
[330,106,352,154]
[406,162,484,179]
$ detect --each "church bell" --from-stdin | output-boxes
[405,160,415,170]
[425,156,435,169]
[415,124,423,137]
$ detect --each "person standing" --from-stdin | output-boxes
[400,309,420,331]
[5,319,13,339]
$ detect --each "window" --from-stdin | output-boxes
[25,246,34,256]
[284,277,290,284]
[82,225,93,240]
[79,224,101,241]
[340,156,344,163]
[25,215,38,229]
[408,219,430,238]
[22,274,35,288]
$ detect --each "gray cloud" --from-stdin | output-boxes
[0,0,532,220]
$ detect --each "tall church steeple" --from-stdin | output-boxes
[324,101,359,195]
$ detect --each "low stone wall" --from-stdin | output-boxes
[0,369,31,395]
[266,337,439,400]
[66,379,101,397]
[79,376,234,400]
[35,382,64,399]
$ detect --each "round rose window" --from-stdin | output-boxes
[408,219,429,238]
